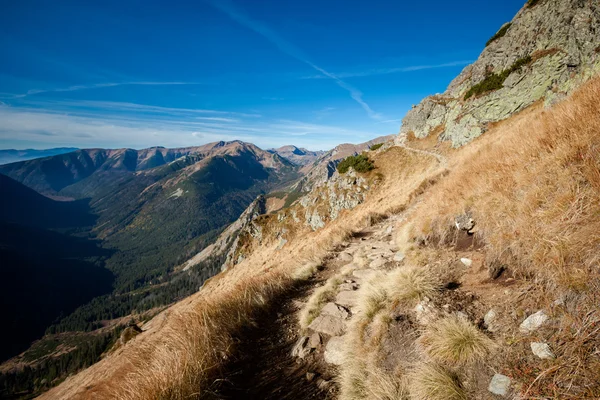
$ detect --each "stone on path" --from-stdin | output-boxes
[488,374,511,396]
[308,314,346,336]
[335,290,358,309]
[324,336,345,365]
[531,342,555,359]
[483,309,498,332]
[393,252,405,262]
[339,252,353,262]
[321,302,350,319]
[308,332,322,349]
[369,258,388,269]
[352,269,376,281]
[519,310,549,333]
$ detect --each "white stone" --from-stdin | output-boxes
[460,257,473,267]
[369,258,388,269]
[519,310,549,334]
[413,298,439,325]
[339,252,353,262]
[393,252,405,262]
[530,342,555,359]
[488,374,511,396]
[324,336,345,365]
[484,309,498,332]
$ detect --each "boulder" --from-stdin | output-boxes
[335,290,358,309]
[519,310,549,334]
[530,342,555,359]
[321,302,350,319]
[308,314,346,336]
[324,336,345,365]
[488,374,511,396]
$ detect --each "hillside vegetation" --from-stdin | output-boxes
[38,75,600,400]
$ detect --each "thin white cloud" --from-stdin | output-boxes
[12,81,205,98]
[303,60,474,79]
[206,0,382,120]
[0,105,374,151]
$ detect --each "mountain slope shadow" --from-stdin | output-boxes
[0,175,114,362]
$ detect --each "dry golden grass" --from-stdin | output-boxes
[408,363,466,400]
[386,266,441,306]
[410,77,600,287]
[419,315,495,366]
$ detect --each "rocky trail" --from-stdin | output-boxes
[206,144,448,399]
[208,210,410,399]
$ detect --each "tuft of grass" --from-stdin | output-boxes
[356,274,389,320]
[408,363,467,400]
[292,261,321,281]
[419,316,495,366]
[337,154,375,174]
[386,266,441,306]
[486,23,511,47]
[299,276,343,329]
[464,56,532,100]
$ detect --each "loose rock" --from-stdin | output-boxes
[308,314,346,336]
[460,257,473,267]
[335,290,358,309]
[484,309,498,332]
[531,342,555,359]
[321,302,350,319]
[488,374,511,396]
[339,252,353,262]
[308,333,322,349]
[324,336,345,365]
[519,310,549,334]
[393,252,405,262]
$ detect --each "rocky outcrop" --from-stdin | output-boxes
[299,168,373,230]
[400,0,600,147]
[183,195,267,271]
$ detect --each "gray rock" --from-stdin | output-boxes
[488,374,511,396]
[531,342,555,359]
[338,282,359,292]
[308,314,346,336]
[308,333,322,349]
[335,290,358,309]
[399,0,600,148]
[413,298,440,325]
[393,252,405,262]
[455,214,475,231]
[339,252,353,262]
[484,309,498,332]
[369,258,388,269]
[352,269,376,281]
[519,310,549,334]
[321,302,350,319]
[324,336,345,365]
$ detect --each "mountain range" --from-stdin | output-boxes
[0,147,78,166]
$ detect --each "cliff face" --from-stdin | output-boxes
[401,0,600,147]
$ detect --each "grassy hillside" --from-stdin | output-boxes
[37,76,600,400]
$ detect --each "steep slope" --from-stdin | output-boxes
[0,175,113,362]
[0,141,301,398]
[401,0,600,146]
[0,147,78,165]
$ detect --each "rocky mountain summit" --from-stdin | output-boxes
[269,145,326,166]
[401,0,600,146]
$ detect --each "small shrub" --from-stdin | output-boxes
[408,363,466,400]
[464,55,532,100]
[486,23,511,47]
[419,316,495,366]
[370,143,384,151]
[527,0,542,7]
[337,154,375,174]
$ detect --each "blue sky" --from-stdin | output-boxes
[0,0,525,151]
